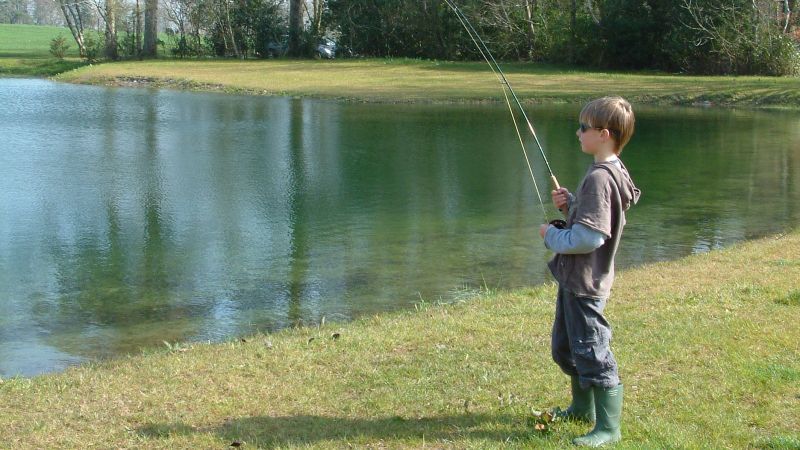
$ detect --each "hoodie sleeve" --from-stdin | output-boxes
[544,223,607,254]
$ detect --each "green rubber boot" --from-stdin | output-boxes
[556,376,596,423]
[573,384,622,447]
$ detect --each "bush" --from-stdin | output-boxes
[82,32,104,62]
[753,33,800,76]
[50,35,70,59]
[670,0,800,75]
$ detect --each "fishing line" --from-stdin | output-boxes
[446,0,559,187]
[443,0,547,219]
[444,0,563,221]
[502,83,548,220]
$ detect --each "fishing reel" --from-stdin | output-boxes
[549,219,567,229]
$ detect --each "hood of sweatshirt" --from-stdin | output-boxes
[596,160,640,211]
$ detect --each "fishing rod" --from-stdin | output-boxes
[443,0,565,222]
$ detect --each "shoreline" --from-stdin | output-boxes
[81,75,800,110]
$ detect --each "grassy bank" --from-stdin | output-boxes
[52,58,800,108]
[0,24,85,76]
[1,231,798,448]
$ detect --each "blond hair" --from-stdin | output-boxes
[579,96,635,154]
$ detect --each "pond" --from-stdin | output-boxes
[1,78,798,377]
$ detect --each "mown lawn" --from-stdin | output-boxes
[0,23,84,76]
[0,230,797,448]
[54,58,800,108]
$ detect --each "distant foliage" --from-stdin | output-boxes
[49,34,70,59]
[674,0,800,75]
[34,0,799,74]
[231,0,286,58]
[327,0,799,75]
[328,0,469,59]
[595,0,679,69]
[0,0,32,24]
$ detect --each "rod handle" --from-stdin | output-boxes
[551,175,566,214]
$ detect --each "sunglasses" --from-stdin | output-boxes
[579,123,619,137]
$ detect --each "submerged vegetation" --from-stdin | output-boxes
[0,230,798,448]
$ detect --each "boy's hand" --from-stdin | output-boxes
[539,224,550,239]
[551,188,570,211]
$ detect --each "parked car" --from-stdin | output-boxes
[316,38,336,59]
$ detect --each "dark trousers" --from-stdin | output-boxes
[551,287,619,389]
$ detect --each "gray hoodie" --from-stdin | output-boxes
[547,160,641,299]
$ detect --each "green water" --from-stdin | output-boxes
[1,79,798,376]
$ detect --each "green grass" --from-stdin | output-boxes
[53,58,800,108]
[0,23,85,76]
[0,230,798,448]
[0,23,79,57]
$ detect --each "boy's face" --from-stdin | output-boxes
[577,122,616,156]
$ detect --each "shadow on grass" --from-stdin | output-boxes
[138,413,545,447]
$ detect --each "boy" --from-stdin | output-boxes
[538,96,640,447]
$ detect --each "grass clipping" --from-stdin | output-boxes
[0,231,798,448]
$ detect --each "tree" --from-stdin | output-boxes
[288,0,302,55]
[680,0,799,74]
[205,0,241,58]
[143,0,158,56]
[328,0,459,58]
[235,0,286,58]
[92,0,119,60]
[134,0,143,56]
[595,0,679,69]
[163,0,194,57]
[58,0,89,57]
[307,0,325,39]
[104,0,118,59]
[222,0,240,58]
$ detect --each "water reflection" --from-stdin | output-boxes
[0,79,798,376]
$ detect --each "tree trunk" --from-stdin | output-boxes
[104,0,118,60]
[525,0,537,59]
[585,0,600,25]
[288,0,303,56]
[570,0,577,63]
[782,0,791,33]
[224,0,240,58]
[59,0,87,56]
[135,0,143,57]
[143,0,158,57]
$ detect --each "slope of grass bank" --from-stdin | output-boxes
[1,230,798,448]
[0,24,85,76]
[53,58,800,108]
